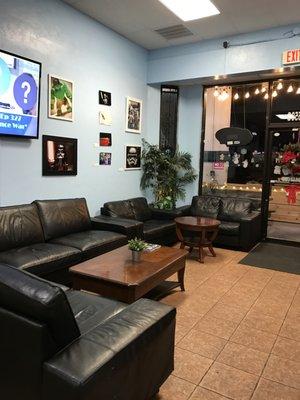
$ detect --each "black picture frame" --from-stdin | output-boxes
[0,48,42,139]
[99,90,111,106]
[42,135,77,176]
[99,132,112,146]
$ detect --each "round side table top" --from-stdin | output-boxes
[175,216,220,229]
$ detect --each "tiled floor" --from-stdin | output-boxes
[155,246,300,400]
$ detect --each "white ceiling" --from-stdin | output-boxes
[63,0,300,50]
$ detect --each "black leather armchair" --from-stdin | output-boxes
[98,197,187,245]
[187,195,262,251]
[0,263,176,400]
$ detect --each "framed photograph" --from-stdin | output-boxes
[99,152,112,166]
[48,75,74,121]
[42,135,77,176]
[99,90,111,106]
[125,97,142,133]
[99,109,112,126]
[99,132,112,147]
[125,145,141,170]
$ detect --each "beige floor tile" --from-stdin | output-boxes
[189,387,228,400]
[263,354,300,389]
[175,308,202,328]
[156,375,196,400]
[175,323,191,344]
[200,362,258,400]
[177,329,227,359]
[272,337,300,362]
[173,347,213,384]
[243,310,283,334]
[217,342,269,375]
[252,378,300,400]
[194,315,238,340]
[230,323,277,353]
[280,316,300,341]
[206,303,246,324]
[252,301,289,319]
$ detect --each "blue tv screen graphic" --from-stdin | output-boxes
[0,50,41,138]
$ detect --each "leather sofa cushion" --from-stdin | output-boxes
[0,263,80,350]
[0,204,44,252]
[34,198,92,241]
[102,200,135,219]
[0,243,81,277]
[218,221,240,236]
[66,290,126,334]
[130,197,152,221]
[50,230,127,259]
[218,198,252,222]
[143,220,175,242]
[190,196,220,218]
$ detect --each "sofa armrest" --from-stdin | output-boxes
[42,299,175,400]
[150,205,191,220]
[91,216,143,239]
[239,211,262,251]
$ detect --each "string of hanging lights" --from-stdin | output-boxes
[213,81,300,101]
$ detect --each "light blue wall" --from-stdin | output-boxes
[0,0,148,215]
[148,25,300,83]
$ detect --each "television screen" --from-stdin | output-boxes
[0,49,41,139]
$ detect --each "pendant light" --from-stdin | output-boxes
[277,81,283,90]
[254,88,260,95]
[264,93,269,100]
[287,84,294,93]
[272,90,278,98]
[261,87,267,93]
[245,91,250,99]
[296,87,300,95]
[233,92,239,100]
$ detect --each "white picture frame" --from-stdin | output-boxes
[125,96,142,133]
[48,75,74,122]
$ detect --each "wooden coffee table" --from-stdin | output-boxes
[70,245,188,303]
[175,216,220,263]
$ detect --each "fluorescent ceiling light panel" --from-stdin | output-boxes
[158,0,220,21]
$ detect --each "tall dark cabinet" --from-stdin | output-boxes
[159,85,179,154]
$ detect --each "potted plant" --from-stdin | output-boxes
[140,140,197,209]
[128,237,147,262]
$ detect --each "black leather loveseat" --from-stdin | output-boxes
[187,195,262,251]
[0,263,175,400]
[0,198,127,284]
[96,197,186,245]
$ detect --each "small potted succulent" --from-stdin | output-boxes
[128,237,147,262]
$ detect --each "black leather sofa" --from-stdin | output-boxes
[187,195,262,251]
[97,197,186,246]
[0,263,175,400]
[0,198,127,284]
[202,188,262,211]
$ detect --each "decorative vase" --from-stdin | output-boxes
[132,250,141,262]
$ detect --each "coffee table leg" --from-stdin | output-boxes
[199,247,205,263]
[178,267,185,291]
[209,245,216,257]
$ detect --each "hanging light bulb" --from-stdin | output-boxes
[254,88,260,95]
[296,87,300,94]
[264,93,269,100]
[245,91,250,99]
[261,87,267,93]
[213,87,219,97]
[272,90,278,98]
[287,84,294,93]
[277,82,283,90]
[233,92,239,100]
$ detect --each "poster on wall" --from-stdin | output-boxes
[48,75,74,121]
[99,109,112,125]
[99,132,112,146]
[42,135,77,175]
[99,90,111,106]
[99,152,112,165]
[0,49,41,139]
[125,97,142,133]
[125,145,141,170]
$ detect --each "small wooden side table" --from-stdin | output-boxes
[175,216,220,263]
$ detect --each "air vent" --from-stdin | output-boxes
[155,24,193,40]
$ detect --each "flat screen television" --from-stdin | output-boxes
[0,49,41,139]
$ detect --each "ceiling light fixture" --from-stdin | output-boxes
[287,84,294,93]
[254,88,260,95]
[264,93,269,100]
[261,87,267,93]
[272,90,278,97]
[296,87,300,94]
[277,82,283,90]
[245,92,250,99]
[233,93,239,100]
[158,0,220,22]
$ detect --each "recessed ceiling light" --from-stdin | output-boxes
[158,0,220,22]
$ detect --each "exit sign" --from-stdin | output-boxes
[282,49,300,65]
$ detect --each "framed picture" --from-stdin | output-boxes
[99,90,111,106]
[125,145,141,170]
[42,135,77,176]
[125,97,142,133]
[99,152,112,166]
[99,109,112,126]
[99,132,112,147]
[48,75,74,121]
